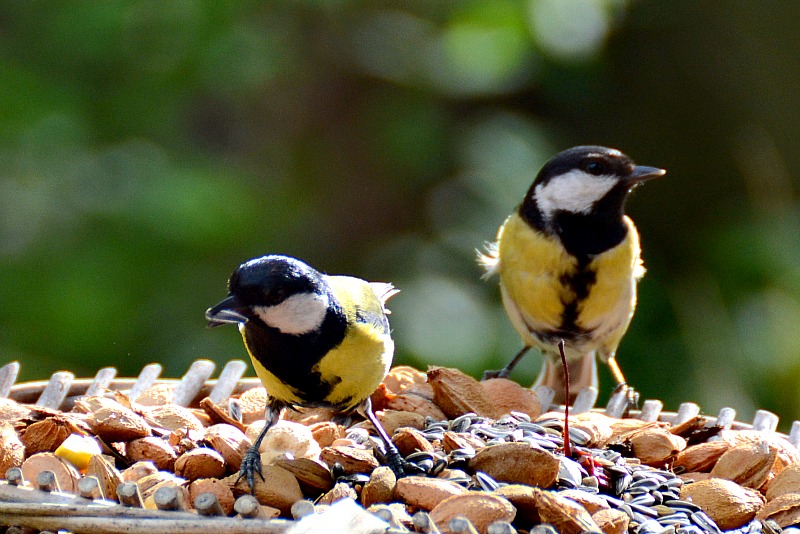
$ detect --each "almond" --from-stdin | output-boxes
[0,398,33,422]
[21,452,80,493]
[361,466,396,508]
[756,492,800,528]
[319,445,378,475]
[258,420,320,464]
[85,454,123,501]
[0,422,25,474]
[121,460,158,482]
[394,476,468,511]
[384,393,447,421]
[21,416,77,454]
[493,484,539,525]
[88,405,151,442]
[391,427,434,457]
[227,464,303,514]
[308,421,346,449]
[468,442,559,488]
[137,470,185,493]
[142,404,204,433]
[711,440,776,489]
[382,366,428,394]
[135,383,174,406]
[236,388,268,425]
[428,367,499,419]
[274,457,334,495]
[592,508,630,534]
[719,430,800,475]
[377,410,426,435]
[317,482,358,505]
[127,437,178,471]
[429,493,515,534]
[204,423,251,472]
[560,489,610,514]
[629,427,686,466]
[174,448,226,480]
[674,441,732,473]
[680,477,764,530]
[766,462,800,501]
[188,478,235,515]
[533,488,601,534]
[481,378,541,419]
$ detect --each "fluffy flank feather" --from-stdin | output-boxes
[634,257,646,280]
[369,282,399,307]
[478,241,500,279]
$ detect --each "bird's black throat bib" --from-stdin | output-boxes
[242,308,348,405]
[519,186,630,261]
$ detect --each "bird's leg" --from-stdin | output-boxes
[237,400,282,494]
[482,345,531,380]
[557,340,572,459]
[357,397,406,479]
[606,356,639,414]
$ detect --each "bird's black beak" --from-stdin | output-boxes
[205,295,249,327]
[628,165,666,185]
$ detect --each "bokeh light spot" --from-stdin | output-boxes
[527,0,610,62]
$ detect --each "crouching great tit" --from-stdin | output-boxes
[206,254,404,490]
[481,146,665,403]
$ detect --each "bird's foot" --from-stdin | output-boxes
[235,446,264,494]
[383,446,411,479]
[482,368,510,381]
[606,383,640,418]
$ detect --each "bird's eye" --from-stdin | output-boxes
[584,160,607,175]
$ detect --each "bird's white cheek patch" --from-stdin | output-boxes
[534,170,618,216]
[255,293,329,335]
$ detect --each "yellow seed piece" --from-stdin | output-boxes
[55,434,102,471]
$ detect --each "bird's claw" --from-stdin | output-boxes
[236,447,265,494]
[615,382,640,408]
[606,383,640,418]
[383,448,412,479]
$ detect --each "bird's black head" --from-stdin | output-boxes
[520,146,665,257]
[205,255,327,327]
[229,255,324,307]
[521,145,665,229]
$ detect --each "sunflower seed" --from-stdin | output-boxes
[691,511,722,534]
[664,500,702,514]
[475,471,499,492]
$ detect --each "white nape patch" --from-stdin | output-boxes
[254,292,329,335]
[534,169,618,218]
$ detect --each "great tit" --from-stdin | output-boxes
[480,146,665,403]
[205,254,404,490]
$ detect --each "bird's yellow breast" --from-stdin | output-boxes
[321,276,393,409]
[243,276,393,412]
[495,213,643,357]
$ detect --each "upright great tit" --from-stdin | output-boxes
[480,146,665,402]
[206,254,404,490]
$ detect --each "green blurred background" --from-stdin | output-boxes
[2,1,800,428]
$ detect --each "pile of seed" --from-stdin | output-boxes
[0,364,799,534]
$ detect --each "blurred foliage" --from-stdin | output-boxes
[1,1,800,428]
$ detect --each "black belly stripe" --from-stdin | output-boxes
[556,258,597,340]
[243,305,348,406]
[520,207,627,343]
